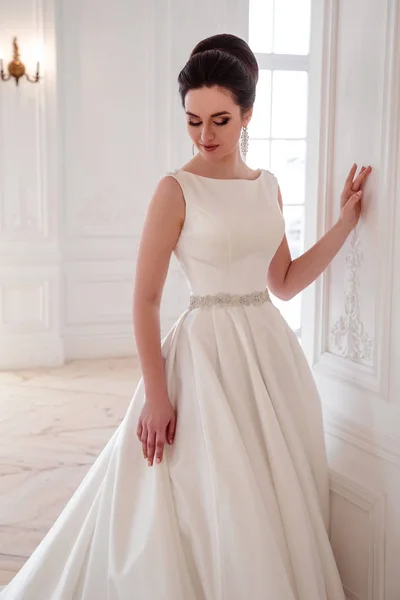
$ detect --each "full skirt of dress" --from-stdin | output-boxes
[1,301,345,600]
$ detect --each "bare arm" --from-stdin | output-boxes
[133,175,185,401]
[267,165,372,301]
[267,190,351,301]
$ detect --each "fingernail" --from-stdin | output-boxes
[148,460,151,466]
[357,190,362,195]
[156,458,161,464]
[169,439,173,444]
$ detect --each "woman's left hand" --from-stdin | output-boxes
[339,164,372,232]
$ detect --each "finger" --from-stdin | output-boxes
[147,431,156,466]
[345,163,358,191]
[353,166,366,189]
[166,414,177,444]
[352,165,371,191]
[358,165,372,182]
[364,165,373,182]
[141,427,148,459]
[348,190,363,206]
[154,435,166,464]
[137,422,143,442]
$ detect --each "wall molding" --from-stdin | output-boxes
[324,405,400,469]
[0,0,64,370]
[64,271,134,327]
[0,0,50,240]
[0,280,50,332]
[329,468,386,600]
[0,333,64,369]
[329,229,373,364]
[312,0,400,402]
[63,331,135,360]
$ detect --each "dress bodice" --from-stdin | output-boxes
[167,169,285,296]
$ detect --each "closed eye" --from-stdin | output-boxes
[188,119,230,127]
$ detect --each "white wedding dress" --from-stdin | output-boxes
[1,168,346,600]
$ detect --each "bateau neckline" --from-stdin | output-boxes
[177,168,263,182]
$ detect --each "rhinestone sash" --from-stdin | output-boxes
[188,289,271,310]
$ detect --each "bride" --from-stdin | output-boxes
[1,33,371,600]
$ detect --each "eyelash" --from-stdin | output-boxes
[188,119,230,127]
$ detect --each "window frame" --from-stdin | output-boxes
[249,60,310,339]
[248,0,325,353]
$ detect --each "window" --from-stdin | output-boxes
[247,0,312,339]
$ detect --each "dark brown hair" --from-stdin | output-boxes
[177,33,259,115]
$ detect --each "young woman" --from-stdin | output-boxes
[1,33,371,600]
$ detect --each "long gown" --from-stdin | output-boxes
[0,168,346,600]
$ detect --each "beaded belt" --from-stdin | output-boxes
[188,289,271,310]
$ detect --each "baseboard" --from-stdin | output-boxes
[63,332,137,360]
[0,335,64,370]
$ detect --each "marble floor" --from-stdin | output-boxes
[0,357,142,587]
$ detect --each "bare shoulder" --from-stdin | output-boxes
[147,174,186,225]
[154,173,184,200]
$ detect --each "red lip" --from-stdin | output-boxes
[202,145,218,149]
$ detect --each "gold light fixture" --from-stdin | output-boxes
[0,37,40,86]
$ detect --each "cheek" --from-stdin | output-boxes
[187,125,199,140]
[225,127,241,145]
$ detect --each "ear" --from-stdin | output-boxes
[242,107,253,128]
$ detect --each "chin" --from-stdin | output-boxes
[201,152,220,161]
[199,148,226,160]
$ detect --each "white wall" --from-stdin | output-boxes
[0,1,63,368]
[304,1,400,599]
[0,0,248,368]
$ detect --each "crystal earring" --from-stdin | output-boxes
[192,143,196,156]
[240,125,249,161]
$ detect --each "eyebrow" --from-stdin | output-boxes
[185,111,232,118]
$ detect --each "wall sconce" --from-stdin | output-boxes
[0,37,40,86]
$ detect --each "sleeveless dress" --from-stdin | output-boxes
[0,168,346,600]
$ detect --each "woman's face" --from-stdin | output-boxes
[184,86,251,161]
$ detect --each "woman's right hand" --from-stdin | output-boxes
[136,395,176,466]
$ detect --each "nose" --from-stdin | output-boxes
[200,123,216,144]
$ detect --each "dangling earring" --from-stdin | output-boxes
[240,125,249,161]
[192,143,196,156]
